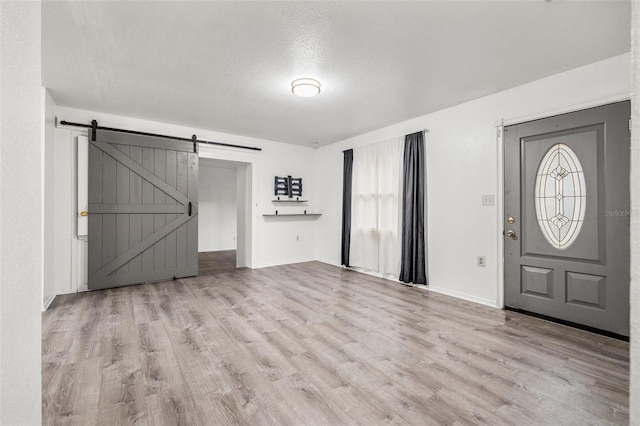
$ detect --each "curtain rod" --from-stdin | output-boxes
[341,128,429,152]
[57,119,262,152]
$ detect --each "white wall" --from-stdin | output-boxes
[0,1,43,424]
[42,88,56,309]
[236,164,250,267]
[52,128,79,295]
[42,90,76,303]
[316,53,631,308]
[629,2,639,424]
[255,141,319,267]
[198,162,237,252]
[53,105,318,289]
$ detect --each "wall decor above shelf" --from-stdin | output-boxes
[274,175,303,198]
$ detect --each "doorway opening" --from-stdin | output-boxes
[198,158,252,275]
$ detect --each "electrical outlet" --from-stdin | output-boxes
[482,194,495,206]
[477,256,486,267]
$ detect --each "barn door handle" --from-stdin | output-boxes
[188,202,192,216]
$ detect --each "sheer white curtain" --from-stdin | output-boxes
[349,137,403,276]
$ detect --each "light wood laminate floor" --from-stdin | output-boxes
[42,262,629,425]
[198,250,238,276]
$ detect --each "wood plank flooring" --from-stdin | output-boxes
[42,262,629,425]
[198,250,238,276]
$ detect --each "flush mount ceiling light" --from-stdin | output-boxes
[291,78,321,97]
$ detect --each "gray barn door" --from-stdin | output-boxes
[88,129,198,290]
[504,101,630,336]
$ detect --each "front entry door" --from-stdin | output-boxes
[504,101,630,336]
[88,129,199,290]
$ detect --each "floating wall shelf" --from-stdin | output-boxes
[263,213,321,217]
[271,199,308,203]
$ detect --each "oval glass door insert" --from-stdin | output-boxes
[534,143,586,249]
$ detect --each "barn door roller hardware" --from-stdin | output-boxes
[58,119,262,151]
[191,135,198,153]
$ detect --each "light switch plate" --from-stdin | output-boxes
[482,194,495,206]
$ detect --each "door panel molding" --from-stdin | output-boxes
[89,213,191,280]
[521,125,603,262]
[93,141,190,206]
[88,204,186,214]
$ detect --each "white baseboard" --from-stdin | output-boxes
[257,258,317,269]
[48,258,499,311]
[42,294,56,311]
[346,265,404,284]
[56,288,86,295]
[423,285,499,309]
[315,258,341,268]
[315,260,500,309]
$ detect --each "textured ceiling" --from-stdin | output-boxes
[42,1,630,146]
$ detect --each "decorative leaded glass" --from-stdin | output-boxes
[534,143,586,249]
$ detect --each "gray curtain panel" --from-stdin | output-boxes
[399,132,427,284]
[341,149,353,266]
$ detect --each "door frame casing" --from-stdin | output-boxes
[497,94,631,309]
[198,145,259,269]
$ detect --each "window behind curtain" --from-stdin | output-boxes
[349,137,403,276]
